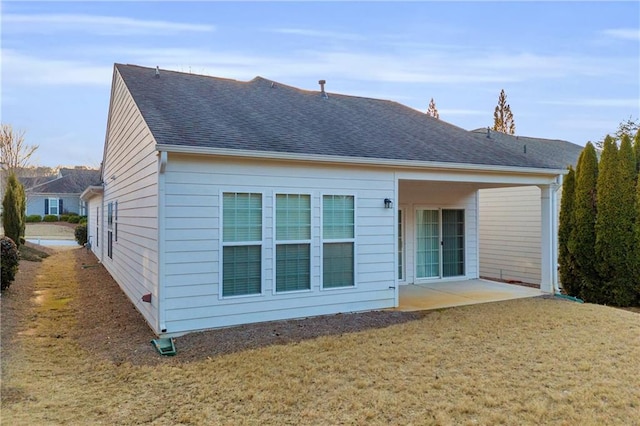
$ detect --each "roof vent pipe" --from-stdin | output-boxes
[486,127,491,138]
[319,80,328,99]
[155,66,160,79]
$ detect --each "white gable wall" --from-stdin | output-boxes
[101,69,160,332]
[478,186,542,284]
[160,154,398,334]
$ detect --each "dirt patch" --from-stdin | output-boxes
[71,248,425,365]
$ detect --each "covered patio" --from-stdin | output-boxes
[396,279,543,311]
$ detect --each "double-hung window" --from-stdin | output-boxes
[275,194,311,292]
[107,202,114,259]
[222,192,262,297]
[322,195,355,288]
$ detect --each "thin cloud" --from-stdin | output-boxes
[439,109,487,116]
[269,28,365,41]
[3,13,214,35]
[3,50,112,86]
[540,98,640,108]
[601,28,640,41]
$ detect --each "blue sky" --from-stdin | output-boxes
[2,1,639,167]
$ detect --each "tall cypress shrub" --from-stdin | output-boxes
[613,135,637,305]
[635,175,640,304]
[2,173,23,247]
[633,129,640,175]
[568,143,598,301]
[595,135,636,306]
[558,166,579,295]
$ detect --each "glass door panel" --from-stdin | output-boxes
[416,210,440,278]
[442,209,465,277]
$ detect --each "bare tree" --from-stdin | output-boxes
[492,89,516,135]
[1,124,38,176]
[426,98,440,119]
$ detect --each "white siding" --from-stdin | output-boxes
[399,181,479,284]
[479,186,541,284]
[101,70,160,332]
[85,192,103,259]
[161,155,398,334]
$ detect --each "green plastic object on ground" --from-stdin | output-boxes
[151,338,177,356]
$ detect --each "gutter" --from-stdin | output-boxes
[80,185,104,202]
[155,144,569,177]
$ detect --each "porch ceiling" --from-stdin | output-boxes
[396,279,543,312]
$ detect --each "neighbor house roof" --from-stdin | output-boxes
[469,128,583,170]
[27,168,102,194]
[116,63,571,171]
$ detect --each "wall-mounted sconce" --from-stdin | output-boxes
[384,198,393,209]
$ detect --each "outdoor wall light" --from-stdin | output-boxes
[384,198,393,209]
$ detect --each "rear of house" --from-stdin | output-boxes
[84,64,567,336]
[472,130,583,285]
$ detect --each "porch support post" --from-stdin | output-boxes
[539,183,558,293]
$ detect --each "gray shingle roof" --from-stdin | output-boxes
[27,168,101,194]
[469,128,582,170]
[116,64,579,170]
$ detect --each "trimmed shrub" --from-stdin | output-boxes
[75,224,88,246]
[43,215,58,222]
[59,214,70,222]
[79,217,88,225]
[558,166,579,296]
[2,173,24,247]
[67,216,80,223]
[67,212,79,217]
[1,236,19,291]
[568,143,599,301]
[26,214,42,223]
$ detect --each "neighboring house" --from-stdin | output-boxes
[25,168,101,217]
[83,64,568,336]
[471,129,583,285]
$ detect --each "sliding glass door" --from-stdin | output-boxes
[416,209,465,279]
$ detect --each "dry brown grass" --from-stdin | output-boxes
[24,222,76,239]
[2,249,639,425]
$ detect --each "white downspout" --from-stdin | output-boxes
[158,151,168,334]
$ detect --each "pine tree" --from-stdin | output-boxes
[558,166,579,296]
[568,142,598,301]
[2,173,24,247]
[492,89,515,135]
[426,98,439,119]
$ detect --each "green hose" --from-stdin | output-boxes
[554,293,584,303]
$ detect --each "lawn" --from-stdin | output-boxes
[1,248,639,425]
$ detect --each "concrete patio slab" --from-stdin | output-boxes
[397,279,543,311]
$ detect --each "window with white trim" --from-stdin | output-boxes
[107,202,114,259]
[322,195,355,288]
[222,192,262,297]
[275,194,311,292]
[46,198,60,215]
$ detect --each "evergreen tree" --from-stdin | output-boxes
[568,142,598,301]
[635,174,640,303]
[2,173,24,247]
[594,135,636,306]
[426,98,439,119]
[633,129,640,175]
[558,166,579,295]
[492,89,515,135]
